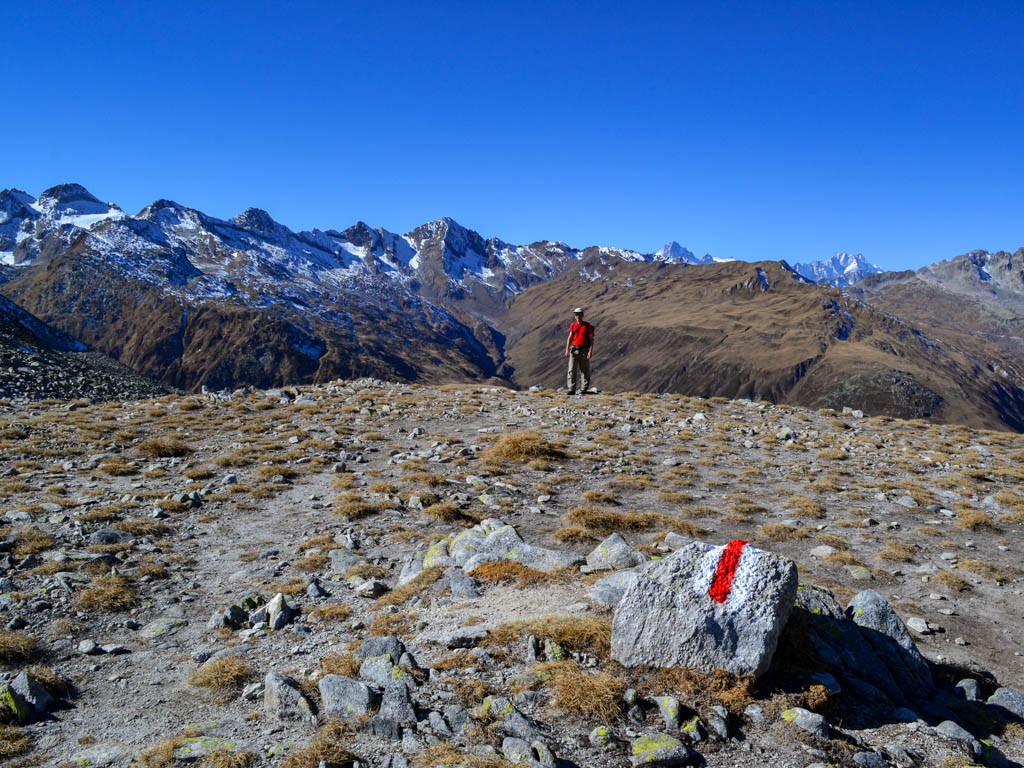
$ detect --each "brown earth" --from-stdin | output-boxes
[1,381,1022,767]
[503,258,1024,431]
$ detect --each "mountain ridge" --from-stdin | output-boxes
[2,183,1024,431]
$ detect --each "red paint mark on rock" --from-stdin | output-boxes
[708,539,749,604]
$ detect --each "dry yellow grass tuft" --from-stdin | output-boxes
[566,506,705,537]
[279,721,361,768]
[138,438,193,458]
[113,519,171,537]
[878,543,918,562]
[488,615,611,659]
[320,652,361,678]
[931,570,970,592]
[11,526,56,557]
[642,667,757,714]
[309,604,353,624]
[956,509,998,531]
[375,567,444,607]
[294,552,330,572]
[957,560,1010,584]
[204,749,259,768]
[533,660,626,721]
[97,458,137,476]
[414,744,511,768]
[0,724,33,760]
[468,561,573,588]
[75,574,136,612]
[549,525,599,544]
[188,655,257,698]
[482,431,568,463]
[757,523,810,541]
[0,631,40,664]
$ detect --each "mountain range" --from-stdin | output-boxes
[1,183,1022,431]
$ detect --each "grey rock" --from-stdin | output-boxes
[360,654,397,688]
[782,707,828,738]
[78,639,100,655]
[585,533,646,571]
[989,687,1024,719]
[852,752,888,768]
[263,671,315,722]
[355,579,390,598]
[905,616,931,635]
[357,635,407,662]
[452,519,583,573]
[848,589,934,692]
[266,592,298,630]
[329,548,365,573]
[531,739,557,768]
[628,734,694,767]
[503,710,544,743]
[139,617,187,640]
[319,674,380,720]
[955,678,981,702]
[652,695,682,729]
[448,567,480,598]
[589,570,640,608]
[744,703,766,722]
[444,704,474,736]
[502,737,533,763]
[68,745,131,767]
[589,726,616,747]
[446,626,489,649]
[611,540,797,677]
[367,680,416,741]
[934,720,982,757]
[663,532,693,550]
[427,710,452,737]
[11,671,55,714]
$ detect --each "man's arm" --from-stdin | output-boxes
[564,331,573,357]
[587,325,594,359]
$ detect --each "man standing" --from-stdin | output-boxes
[564,307,595,395]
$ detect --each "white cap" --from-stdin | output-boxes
[573,307,585,314]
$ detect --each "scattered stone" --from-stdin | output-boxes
[629,733,693,767]
[954,678,980,701]
[263,671,315,722]
[589,570,640,608]
[934,720,982,758]
[782,707,828,738]
[584,532,646,572]
[988,686,1024,719]
[319,675,380,720]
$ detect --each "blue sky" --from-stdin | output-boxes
[5,1,1022,271]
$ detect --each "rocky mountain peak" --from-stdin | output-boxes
[790,252,881,288]
[656,241,697,262]
[36,183,104,211]
[233,207,285,236]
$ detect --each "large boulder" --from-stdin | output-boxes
[788,585,935,709]
[451,519,583,573]
[611,540,797,678]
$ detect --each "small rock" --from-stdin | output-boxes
[782,707,828,738]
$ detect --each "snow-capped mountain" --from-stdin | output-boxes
[2,186,708,321]
[789,252,882,288]
[0,184,124,265]
[655,241,728,265]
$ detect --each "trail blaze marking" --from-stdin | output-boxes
[708,539,749,604]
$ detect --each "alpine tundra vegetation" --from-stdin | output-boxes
[0,379,1022,767]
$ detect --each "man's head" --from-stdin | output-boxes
[573,307,585,317]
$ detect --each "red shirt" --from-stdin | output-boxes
[568,320,594,348]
